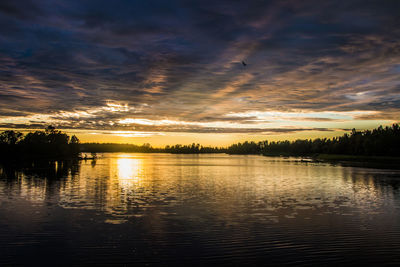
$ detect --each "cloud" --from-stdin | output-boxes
[0,121,333,134]
[0,0,399,135]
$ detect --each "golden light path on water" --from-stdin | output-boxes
[2,153,398,224]
[116,155,143,185]
[1,153,400,265]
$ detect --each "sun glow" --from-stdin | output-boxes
[112,131,165,137]
[116,155,143,187]
[117,118,251,128]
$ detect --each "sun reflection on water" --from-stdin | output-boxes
[2,154,400,225]
[116,155,143,188]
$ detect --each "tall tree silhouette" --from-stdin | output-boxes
[0,126,80,160]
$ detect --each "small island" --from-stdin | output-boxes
[0,126,80,161]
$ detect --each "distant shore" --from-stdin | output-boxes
[312,154,400,162]
[2,123,399,163]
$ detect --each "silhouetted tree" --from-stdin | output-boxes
[70,135,80,155]
[225,124,400,157]
[32,124,400,157]
[0,126,80,160]
[0,130,23,145]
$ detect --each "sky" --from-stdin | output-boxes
[0,0,399,146]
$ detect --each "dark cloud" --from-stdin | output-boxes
[0,121,333,134]
[0,0,43,20]
[0,0,399,133]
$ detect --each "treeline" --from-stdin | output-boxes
[0,126,80,160]
[81,143,224,154]
[81,143,161,153]
[164,144,225,154]
[2,124,399,158]
[226,124,400,157]
[84,124,400,156]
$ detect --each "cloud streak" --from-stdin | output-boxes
[0,0,399,137]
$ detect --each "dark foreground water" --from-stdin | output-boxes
[1,153,400,266]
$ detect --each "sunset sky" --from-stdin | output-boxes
[0,0,399,146]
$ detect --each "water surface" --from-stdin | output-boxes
[1,153,400,265]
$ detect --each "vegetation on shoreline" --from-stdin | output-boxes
[81,143,225,154]
[0,126,80,160]
[228,124,400,157]
[1,124,399,161]
[80,143,161,153]
[80,124,400,159]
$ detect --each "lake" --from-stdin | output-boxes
[1,153,400,266]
